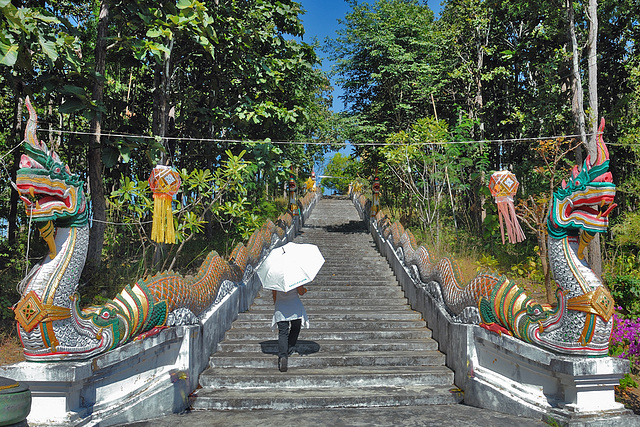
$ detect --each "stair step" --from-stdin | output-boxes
[217,338,437,353]
[252,290,403,299]
[209,350,446,369]
[190,384,462,410]
[235,310,423,321]
[229,319,426,329]
[250,298,409,307]
[222,329,433,341]
[199,365,453,389]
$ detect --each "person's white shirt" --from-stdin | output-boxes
[272,288,309,329]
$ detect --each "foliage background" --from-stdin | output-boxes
[2,0,640,378]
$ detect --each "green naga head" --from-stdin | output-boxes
[15,97,87,228]
[547,118,617,243]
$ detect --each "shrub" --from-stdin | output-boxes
[610,311,640,373]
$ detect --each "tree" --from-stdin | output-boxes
[564,0,602,276]
[321,152,356,194]
[326,0,438,156]
[0,0,81,243]
[439,0,492,140]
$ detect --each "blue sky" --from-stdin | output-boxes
[294,1,444,183]
[297,0,443,112]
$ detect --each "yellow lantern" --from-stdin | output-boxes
[148,165,181,244]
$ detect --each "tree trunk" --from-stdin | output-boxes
[85,0,110,274]
[475,24,488,140]
[8,95,24,244]
[151,40,173,269]
[585,0,602,277]
[566,0,587,166]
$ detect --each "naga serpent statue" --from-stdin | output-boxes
[12,97,300,361]
[365,119,616,356]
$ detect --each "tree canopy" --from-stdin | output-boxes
[2,0,640,291]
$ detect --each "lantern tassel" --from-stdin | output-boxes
[151,193,176,244]
[495,196,526,244]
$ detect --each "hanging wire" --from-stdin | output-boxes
[0,140,23,164]
[25,209,33,277]
[23,125,629,147]
[0,123,633,234]
[91,217,153,226]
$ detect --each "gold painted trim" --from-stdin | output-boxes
[567,286,615,322]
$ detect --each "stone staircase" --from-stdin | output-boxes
[190,196,462,411]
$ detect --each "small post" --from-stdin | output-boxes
[371,174,381,217]
[288,169,298,216]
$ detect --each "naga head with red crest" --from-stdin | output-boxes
[547,118,616,241]
[15,97,87,228]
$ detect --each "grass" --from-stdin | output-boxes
[0,330,24,366]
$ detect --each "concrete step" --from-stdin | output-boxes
[235,310,423,322]
[247,305,413,313]
[252,288,403,298]
[198,365,455,389]
[306,277,398,285]
[229,319,426,330]
[250,297,409,307]
[209,350,446,369]
[321,258,388,263]
[315,265,394,272]
[217,338,438,354]
[190,384,462,410]
[222,329,433,341]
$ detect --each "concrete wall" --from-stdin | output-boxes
[0,194,320,426]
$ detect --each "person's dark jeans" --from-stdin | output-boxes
[277,319,302,358]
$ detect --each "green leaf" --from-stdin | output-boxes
[176,0,193,10]
[0,42,18,66]
[146,28,163,38]
[102,146,119,168]
[0,0,12,7]
[59,98,85,114]
[38,36,58,61]
[120,146,131,163]
[62,85,86,97]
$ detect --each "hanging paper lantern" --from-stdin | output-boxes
[489,170,526,244]
[148,165,181,244]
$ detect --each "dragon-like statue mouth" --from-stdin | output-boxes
[16,161,82,218]
[552,185,616,232]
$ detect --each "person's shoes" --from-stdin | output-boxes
[287,346,296,356]
[278,356,288,372]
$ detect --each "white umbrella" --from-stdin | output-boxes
[256,242,325,292]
